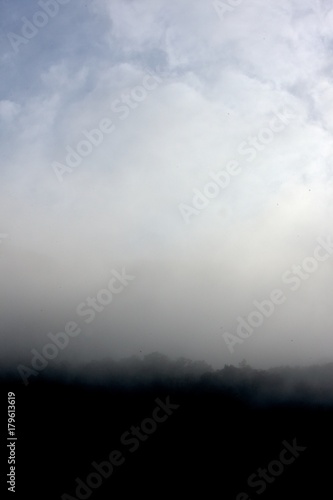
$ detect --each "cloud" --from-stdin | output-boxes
[1,0,333,371]
[0,100,21,121]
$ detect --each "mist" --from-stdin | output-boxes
[1,0,333,378]
[3,3,333,498]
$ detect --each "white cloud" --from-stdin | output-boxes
[1,0,333,369]
[0,100,21,121]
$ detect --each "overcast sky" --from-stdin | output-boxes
[1,0,333,373]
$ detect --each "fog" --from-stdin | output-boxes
[1,0,333,378]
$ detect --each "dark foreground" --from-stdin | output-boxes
[1,359,333,499]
